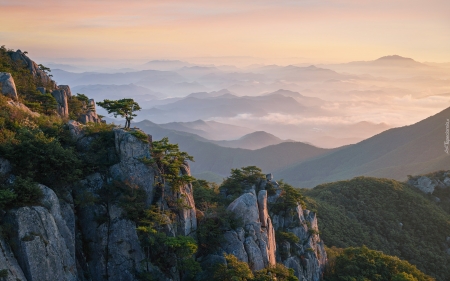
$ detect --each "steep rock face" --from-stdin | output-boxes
[222,176,327,280]
[225,189,276,271]
[52,89,69,117]
[269,179,327,281]
[0,238,27,281]
[58,85,72,98]
[74,129,161,280]
[272,204,327,281]
[78,99,102,124]
[0,72,18,100]
[10,50,55,88]
[175,163,197,236]
[77,173,145,281]
[110,128,155,206]
[5,185,77,281]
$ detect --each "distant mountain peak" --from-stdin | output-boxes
[376,55,415,62]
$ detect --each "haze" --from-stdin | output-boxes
[2,0,450,148]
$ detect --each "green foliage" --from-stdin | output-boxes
[0,46,56,113]
[0,189,16,210]
[253,263,298,281]
[164,236,201,277]
[110,180,147,222]
[80,123,118,174]
[220,166,266,200]
[193,179,220,212]
[212,254,254,281]
[37,93,58,115]
[197,207,243,255]
[270,180,305,214]
[304,177,450,280]
[276,231,300,244]
[97,98,141,129]
[136,205,200,280]
[0,269,8,278]
[407,170,450,215]
[68,93,93,120]
[0,176,43,209]
[323,246,434,281]
[130,129,149,143]
[149,137,195,206]
[2,128,82,188]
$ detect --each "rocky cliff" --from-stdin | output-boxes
[198,174,327,281]
[0,120,198,280]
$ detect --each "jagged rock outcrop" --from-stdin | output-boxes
[5,185,77,281]
[224,189,276,271]
[408,172,450,194]
[52,89,69,117]
[6,100,40,117]
[269,179,327,281]
[0,72,18,100]
[78,99,102,124]
[76,173,145,281]
[58,85,72,98]
[110,128,155,206]
[221,176,327,280]
[9,50,55,88]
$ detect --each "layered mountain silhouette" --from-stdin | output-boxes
[157,119,254,141]
[213,131,288,150]
[133,120,336,177]
[276,106,450,187]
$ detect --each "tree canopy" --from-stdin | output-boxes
[96,98,141,129]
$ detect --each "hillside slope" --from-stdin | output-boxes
[277,106,450,187]
[304,177,450,280]
[212,131,286,150]
[134,120,335,176]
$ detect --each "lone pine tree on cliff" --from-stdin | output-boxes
[97,98,141,129]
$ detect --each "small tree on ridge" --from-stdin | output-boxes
[96,98,141,129]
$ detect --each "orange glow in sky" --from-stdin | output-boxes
[1,0,449,63]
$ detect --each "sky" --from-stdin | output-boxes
[1,0,450,64]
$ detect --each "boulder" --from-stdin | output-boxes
[5,185,77,281]
[224,190,276,271]
[10,50,55,88]
[58,85,72,98]
[227,193,260,225]
[0,238,27,281]
[6,100,40,117]
[0,72,18,100]
[52,89,69,117]
[0,157,11,176]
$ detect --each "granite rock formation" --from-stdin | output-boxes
[0,72,18,100]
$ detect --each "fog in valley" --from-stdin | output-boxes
[49,55,450,149]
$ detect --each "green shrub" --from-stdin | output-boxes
[212,254,254,281]
[270,181,305,214]
[130,130,149,143]
[323,246,433,281]
[276,231,300,244]
[193,180,220,212]
[0,269,8,278]
[197,207,243,255]
[305,177,450,280]
[253,263,298,281]
[219,166,266,200]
